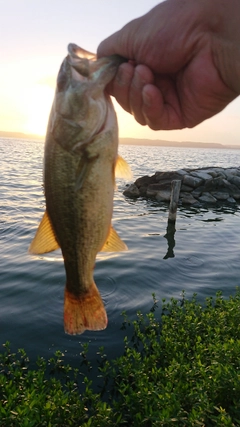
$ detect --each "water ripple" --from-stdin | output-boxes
[1,138,240,363]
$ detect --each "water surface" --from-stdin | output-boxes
[1,138,240,364]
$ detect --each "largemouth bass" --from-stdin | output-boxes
[29,43,131,335]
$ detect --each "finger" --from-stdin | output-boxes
[129,65,154,125]
[97,31,122,58]
[142,84,164,129]
[107,62,134,113]
[142,84,183,130]
[97,19,139,59]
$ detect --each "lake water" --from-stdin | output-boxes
[1,138,240,366]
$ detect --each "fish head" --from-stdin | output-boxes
[49,43,126,153]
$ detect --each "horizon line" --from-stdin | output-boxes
[0,130,239,149]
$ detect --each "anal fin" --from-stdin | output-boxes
[28,211,60,254]
[64,284,107,335]
[101,225,128,252]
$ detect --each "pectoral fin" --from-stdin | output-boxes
[75,152,99,191]
[101,226,128,252]
[28,211,60,254]
[115,155,132,180]
[75,160,89,191]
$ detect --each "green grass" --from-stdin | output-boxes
[1,289,240,426]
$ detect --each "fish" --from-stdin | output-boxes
[28,43,131,335]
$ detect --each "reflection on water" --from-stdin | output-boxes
[1,138,240,365]
[163,222,176,259]
[202,218,223,222]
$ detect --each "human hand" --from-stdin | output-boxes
[97,0,240,130]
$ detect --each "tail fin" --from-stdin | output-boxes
[64,283,107,335]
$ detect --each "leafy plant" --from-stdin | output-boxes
[0,289,240,426]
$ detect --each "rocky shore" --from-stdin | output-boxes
[123,167,240,206]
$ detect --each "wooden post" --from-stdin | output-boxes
[168,180,181,223]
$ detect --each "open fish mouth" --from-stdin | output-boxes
[67,42,127,82]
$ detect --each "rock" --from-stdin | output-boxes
[139,186,148,196]
[228,175,240,188]
[207,167,225,176]
[232,191,240,200]
[135,175,156,188]
[181,194,198,205]
[155,171,184,182]
[217,171,227,178]
[227,197,236,204]
[181,184,193,192]
[180,191,191,198]
[123,184,140,198]
[211,191,229,200]
[182,175,204,188]
[176,169,188,176]
[156,190,171,202]
[152,179,173,188]
[204,177,224,192]
[147,182,171,196]
[125,166,240,207]
[224,168,240,178]
[232,192,240,200]
[205,169,219,178]
[222,179,239,193]
[198,193,217,203]
[190,171,213,180]
[191,188,203,199]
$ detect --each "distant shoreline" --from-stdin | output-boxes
[120,137,240,150]
[0,131,44,141]
[0,131,240,150]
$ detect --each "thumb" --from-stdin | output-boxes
[97,17,141,60]
[97,30,127,59]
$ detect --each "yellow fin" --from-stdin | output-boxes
[28,211,60,254]
[101,226,128,252]
[115,155,132,180]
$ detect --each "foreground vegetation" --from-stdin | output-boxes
[0,290,240,426]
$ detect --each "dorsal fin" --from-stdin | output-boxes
[28,211,60,254]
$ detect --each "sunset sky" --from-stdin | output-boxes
[1,0,240,145]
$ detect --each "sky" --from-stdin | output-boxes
[1,0,239,145]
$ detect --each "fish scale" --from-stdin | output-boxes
[29,44,131,335]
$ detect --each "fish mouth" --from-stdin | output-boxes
[56,43,127,94]
[52,43,122,152]
[67,43,127,86]
[68,43,96,61]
